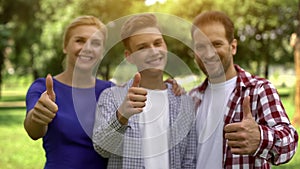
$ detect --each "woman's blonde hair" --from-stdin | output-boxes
[63,15,107,49]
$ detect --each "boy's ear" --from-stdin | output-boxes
[125,49,134,64]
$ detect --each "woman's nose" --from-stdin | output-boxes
[81,42,92,54]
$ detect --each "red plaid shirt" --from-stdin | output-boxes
[189,65,298,169]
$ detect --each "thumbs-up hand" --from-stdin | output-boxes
[117,73,147,125]
[224,96,260,155]
[46,74,56,102]
[31,74,58,126]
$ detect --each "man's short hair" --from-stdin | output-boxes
[191,11,235,43]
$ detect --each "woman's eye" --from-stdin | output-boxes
[92,41,101,46]
[76,39,85,43]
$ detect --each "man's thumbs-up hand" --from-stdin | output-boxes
[224,96,260,155]
[117,73,147,125]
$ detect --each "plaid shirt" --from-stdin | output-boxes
[93,80,197,169]
[189,65,298,169]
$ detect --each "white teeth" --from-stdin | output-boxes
[79,55,92,61]
[147,57,162,64]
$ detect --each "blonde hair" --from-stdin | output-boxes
[120,13,161,50]
[63,15,107,49]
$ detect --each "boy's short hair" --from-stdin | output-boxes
[120,13,162,50]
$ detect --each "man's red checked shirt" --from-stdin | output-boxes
[189,65,298,169]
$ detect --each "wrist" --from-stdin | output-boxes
[116,110,128,125]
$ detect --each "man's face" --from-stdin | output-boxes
[193,22,236,80]
[125,27,168,74]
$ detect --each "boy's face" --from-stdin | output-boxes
[125,27,168,73]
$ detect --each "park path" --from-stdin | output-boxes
[0,101,25,108]
[0,90,26,108]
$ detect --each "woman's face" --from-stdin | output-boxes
[63,25,105,73]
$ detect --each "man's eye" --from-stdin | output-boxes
[213,43,222,48]
[196,45,205,50]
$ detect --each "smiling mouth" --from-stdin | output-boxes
[203,61,219,65]
[145,56,164,65]
[78,55,93,61]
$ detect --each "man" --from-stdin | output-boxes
[93,13,196,169]
[189,10,298,168]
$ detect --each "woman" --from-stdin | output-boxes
[24,16,113,169]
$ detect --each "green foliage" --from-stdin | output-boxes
[0,0,299,80]
[228,0,297,77]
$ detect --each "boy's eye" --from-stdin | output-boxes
[137,46,146,50]
[154,41,162,46]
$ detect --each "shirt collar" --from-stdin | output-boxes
[196,64,254,93]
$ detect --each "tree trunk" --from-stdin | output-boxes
[292,0,300,126]
[293,40,300,126]
[0,48,6,99]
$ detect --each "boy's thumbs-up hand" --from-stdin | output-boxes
[117,73,147,124]
[224,96,260,155]
[131,72,141,87]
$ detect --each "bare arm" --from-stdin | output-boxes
[24,74,58,140]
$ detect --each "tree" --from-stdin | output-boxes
[290,1,300,126]
[0,0,42,96]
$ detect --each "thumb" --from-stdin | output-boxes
[46,74,56,101]
[131,72,141,87]
[242,96,252,120]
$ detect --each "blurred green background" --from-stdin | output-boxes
[0,0,300,168]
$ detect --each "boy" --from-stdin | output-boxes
[93,13,196,169]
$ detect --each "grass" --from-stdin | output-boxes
[0,79,299,169]
[0,84,45,169]
[0,108,45,169]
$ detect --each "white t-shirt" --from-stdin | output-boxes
[139,89,169,169]
[196,77,237,169]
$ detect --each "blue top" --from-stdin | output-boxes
[26,78,114,169]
